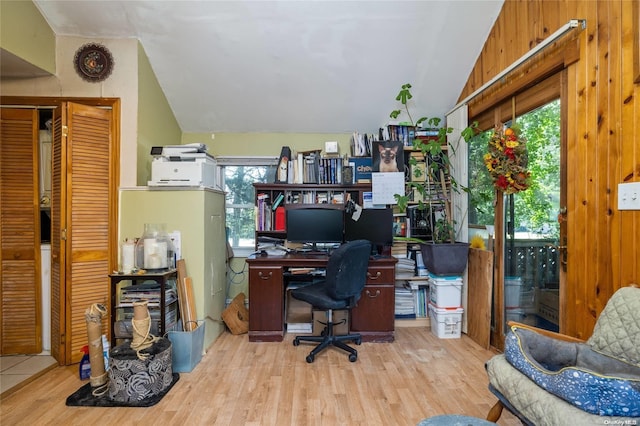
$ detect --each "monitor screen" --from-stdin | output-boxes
[344,208,394,245]
[286,207,344,247]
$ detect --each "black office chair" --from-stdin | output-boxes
[291,239,371,363]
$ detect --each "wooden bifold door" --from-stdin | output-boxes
[1,99,119,365]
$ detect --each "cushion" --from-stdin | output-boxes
[588,286,640,366]
[504,326,640,417]
[487,355,636,426]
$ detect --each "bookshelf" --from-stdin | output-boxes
[253,182,372,249]
[402,141,452,242]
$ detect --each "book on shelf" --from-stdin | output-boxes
[318,156,344,184]
[256,193,272,231]
[350,132,375,157]
[348,157,372,183]
[302,150,321,184]
[385,124,416,147]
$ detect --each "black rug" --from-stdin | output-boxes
[65,373,179,407]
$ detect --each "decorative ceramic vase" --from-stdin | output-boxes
[135,223,175,271]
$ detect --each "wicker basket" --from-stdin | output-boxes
[222,293,249,335]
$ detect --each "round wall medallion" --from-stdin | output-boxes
[73,43,114,82]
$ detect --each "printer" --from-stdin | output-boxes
[148,143,217,188]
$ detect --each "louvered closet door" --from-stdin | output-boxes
[0,108,42,355]
[52,102,113,364]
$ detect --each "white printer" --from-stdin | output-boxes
[148,143,217,188]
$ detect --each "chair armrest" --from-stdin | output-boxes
[507,321,585,343]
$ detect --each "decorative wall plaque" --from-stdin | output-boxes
[73,43,114,82]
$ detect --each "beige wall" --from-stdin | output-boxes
[1,35,140,187]
[1,2,182,187]
[181,132,353,159]
[137,43,182,186]
[0,0,55,74]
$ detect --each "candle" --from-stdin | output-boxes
[121,240,135,273]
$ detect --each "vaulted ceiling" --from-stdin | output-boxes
[31,1,503,133]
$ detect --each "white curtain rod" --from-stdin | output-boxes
[447,19,586,116]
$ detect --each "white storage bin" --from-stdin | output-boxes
[428,273,462,308]
[428,303,463,339]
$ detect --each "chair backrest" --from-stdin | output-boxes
[324,239,372,305]
[587,285,640,366]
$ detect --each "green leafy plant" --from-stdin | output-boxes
[390,83,478,243]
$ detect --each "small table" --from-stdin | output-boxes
[109,269,178,346]
[417,415,496,426]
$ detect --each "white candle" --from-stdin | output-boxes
[121,240,135,273]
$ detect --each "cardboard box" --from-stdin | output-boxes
[285,289,313,333]
[312,309,349,335]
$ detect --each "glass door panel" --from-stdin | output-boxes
[504,99,561,332]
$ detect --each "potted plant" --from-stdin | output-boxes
[390,83,477,275]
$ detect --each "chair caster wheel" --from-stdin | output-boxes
[355,337,362,345]
[349,353,357,362]
[293,339,300,346]
[306,354,315,363]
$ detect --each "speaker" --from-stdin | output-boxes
[408,206,433,239]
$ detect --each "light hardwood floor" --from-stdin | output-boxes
[0,327,520,425]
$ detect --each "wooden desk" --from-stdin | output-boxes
[246,253,397,342]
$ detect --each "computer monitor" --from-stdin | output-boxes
[344,208,394,252]
[286,207,344,251]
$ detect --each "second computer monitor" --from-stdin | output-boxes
[344,207,394,246]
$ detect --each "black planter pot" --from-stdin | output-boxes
[420,242,470,276]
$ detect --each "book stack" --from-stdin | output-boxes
[118,282,178,308]
[318,156,344,184]
[386,124,416,147]
[256,193,271,231]
[406,278,430,318]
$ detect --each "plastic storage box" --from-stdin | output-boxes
[428,273,463,308]
[167,320,205,373]
[428,303,463,339]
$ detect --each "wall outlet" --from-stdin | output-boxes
[618,182,640,210]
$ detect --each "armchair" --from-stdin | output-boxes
[486,285,640,425]
[291,239,371,363]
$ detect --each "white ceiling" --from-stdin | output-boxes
[31,0,503,134]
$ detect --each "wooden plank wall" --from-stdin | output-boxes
[458,0,639,340]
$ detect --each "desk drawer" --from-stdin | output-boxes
[351,284,395,334]
[366,265,394,284]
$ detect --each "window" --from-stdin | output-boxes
[218,157,277,256]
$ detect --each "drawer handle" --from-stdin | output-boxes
[365,289,381,298]
[367,271,382,280]
[258,271,272,280]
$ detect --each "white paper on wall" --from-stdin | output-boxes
[372,172,404,205]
